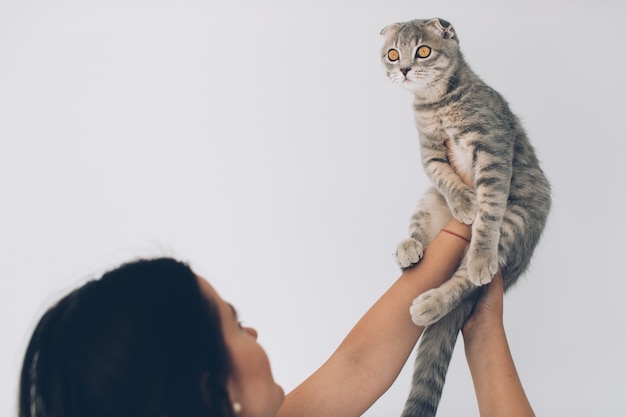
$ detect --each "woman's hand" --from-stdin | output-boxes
[461,271,504,344]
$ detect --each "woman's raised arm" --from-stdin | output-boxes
[462,273,536,417]
[278,218,471,417]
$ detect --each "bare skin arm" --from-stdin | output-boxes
[277,218,471,417]
[462,273,536,417]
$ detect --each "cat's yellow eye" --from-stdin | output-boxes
[416,45,432,59]
[387,49,400,62]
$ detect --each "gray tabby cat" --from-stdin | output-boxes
[380,18,550,416]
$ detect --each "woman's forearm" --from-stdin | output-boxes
[279,218,471,417]
[464,324,536,417]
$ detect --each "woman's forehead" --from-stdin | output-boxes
[197,276,223,305]
[196,276,232,318]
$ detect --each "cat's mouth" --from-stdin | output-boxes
[400,77,419,91]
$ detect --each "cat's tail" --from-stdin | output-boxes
[400,294,477,417]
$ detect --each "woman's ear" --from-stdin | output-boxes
[200,373,242,414]
[225,375,243,415]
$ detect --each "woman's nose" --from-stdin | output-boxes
[245,327,258,339]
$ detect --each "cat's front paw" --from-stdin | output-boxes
[449,188,477,225]
[467,246,498,286]
[394,238,424,269]
[410,289,447,326]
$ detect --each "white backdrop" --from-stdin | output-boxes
[1,0,625,416]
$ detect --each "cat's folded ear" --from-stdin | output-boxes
[380,23,400,37]
[427,18,456,40]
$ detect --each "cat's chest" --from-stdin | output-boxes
[415,112,462,140]
[445,137,474,179]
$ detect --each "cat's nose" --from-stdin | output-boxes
[400,67,411,76]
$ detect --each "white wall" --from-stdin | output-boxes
[1,0,625,416]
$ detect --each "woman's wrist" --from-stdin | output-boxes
[441,217,472,242]
[463,320,505,353]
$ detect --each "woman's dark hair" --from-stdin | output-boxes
[19,258,235,417]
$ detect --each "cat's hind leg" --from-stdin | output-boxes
[395,187,451,269]
[410,257,476,326]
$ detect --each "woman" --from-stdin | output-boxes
[19,218,535,417]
